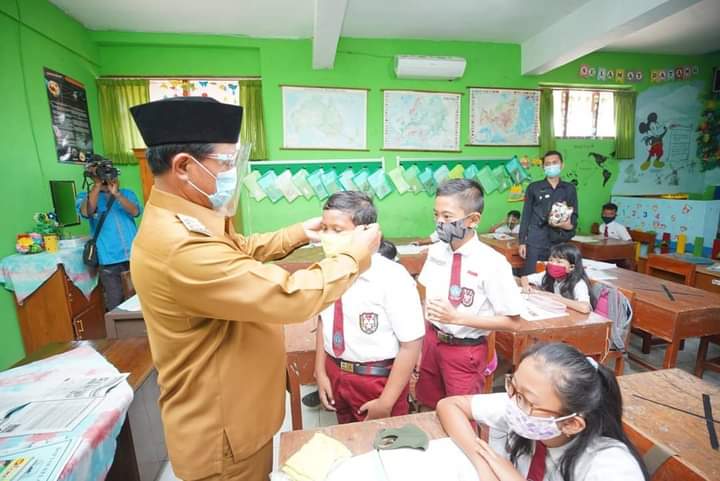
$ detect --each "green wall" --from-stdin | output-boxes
[0,1,717,368]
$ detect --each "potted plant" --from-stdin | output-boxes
[33,212,61,253]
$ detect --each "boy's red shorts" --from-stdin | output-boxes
[325,357,409,424]
[415,329,489,409]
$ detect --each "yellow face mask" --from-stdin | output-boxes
[319,231,354,257]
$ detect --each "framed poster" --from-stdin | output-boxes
[281,85,368,150]
[468,87,540,146]
[383,90,461,152]
[44,68,94,164]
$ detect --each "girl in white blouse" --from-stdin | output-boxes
[437,343,647,481]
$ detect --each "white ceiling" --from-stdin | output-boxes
[605,0,720,55]
[50,0,720,54]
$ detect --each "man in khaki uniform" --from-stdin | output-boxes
[129,97,380,481]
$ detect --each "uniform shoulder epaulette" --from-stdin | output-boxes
[176,213,212,236]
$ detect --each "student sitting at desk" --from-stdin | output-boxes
[490,210,521,235]
[598,202,632,241]
[521,243,594,314]
[437,342,648,481]
[314,191,425,423]
[415,179,524,410]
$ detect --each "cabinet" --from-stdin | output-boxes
[15,266,106,354]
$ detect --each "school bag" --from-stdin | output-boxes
[590,283,633,351]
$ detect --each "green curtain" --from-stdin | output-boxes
[539,88,555,155]
[97,79,149,165]
[239,79,268,160]
[615,90,637,160]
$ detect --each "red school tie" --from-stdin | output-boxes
[332,298,345,357]
[448,253,462,307]
[604,224,609,238]
[526,441,547,481]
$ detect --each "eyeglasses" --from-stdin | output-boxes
[205,151,240,167]
[504,374,567,417]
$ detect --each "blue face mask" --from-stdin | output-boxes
[544,164,562,178]
[188,158,238,210]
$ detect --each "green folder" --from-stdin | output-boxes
[403,165,425,194]
[257,170,283,203]
[307,169,329,200]
[368,170,394,200]
[292,169,315,200]
[242,170,267,202]
[492,165,512,193]
[476,165,499,194]
[388,167,411,194]
[418,167,437,196]
[433,165,450,185]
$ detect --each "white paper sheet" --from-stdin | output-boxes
[582,259,618,270]
[0,399,101,437]
[571,235,601,243]
[520,294,569,321]
[0,438,81,481]
[586,269,618,281]
[325,438,476,481]
[480,233,514,241]
[395,244,426,256]
[116,294,140,312]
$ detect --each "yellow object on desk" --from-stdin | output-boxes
[44,234,59,253]
[282,433,352,481]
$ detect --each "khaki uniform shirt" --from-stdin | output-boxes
[130,188,370,480]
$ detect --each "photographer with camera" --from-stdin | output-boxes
[76,155,141,310]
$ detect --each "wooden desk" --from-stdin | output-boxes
[598,268,720,369]
[496,311,611,368]
[279,412,446,465]
[696,266,720,294]
[571,237,636,266]
[276,237,428,276]
[105,301,146,339]
[13,339,165,481]
[618,369,720,481]
[285,317,318,431]
[478,235,524,269]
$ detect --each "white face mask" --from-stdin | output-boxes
[319,231,353,257]
[187,157,238,213]
[504,396,577,440]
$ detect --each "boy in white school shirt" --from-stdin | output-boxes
[416,179,524,410]
[598,202,632,241]
[314,191,425,423]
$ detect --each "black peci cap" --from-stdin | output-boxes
[130,96,242,147]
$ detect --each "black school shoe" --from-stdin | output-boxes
[302,390,321,409]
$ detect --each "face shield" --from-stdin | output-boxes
[202,143,251,217]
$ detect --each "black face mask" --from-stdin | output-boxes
[601,216,615,224]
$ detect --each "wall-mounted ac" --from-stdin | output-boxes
[394,55,466,80]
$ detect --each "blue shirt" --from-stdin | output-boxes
[76,189,141,265]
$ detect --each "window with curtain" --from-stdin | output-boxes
[97,79,150,164]
[147,78,267,160]
[552,89,616,139]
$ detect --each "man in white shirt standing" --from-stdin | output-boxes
[416,180,524,410]
[598,203,632,241]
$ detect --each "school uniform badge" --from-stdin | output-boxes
[359,312,379,334]
[460,287,475,307]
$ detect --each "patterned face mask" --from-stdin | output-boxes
[435,216,471,244]
[504,395,577,440]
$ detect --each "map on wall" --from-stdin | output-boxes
[282,86,367,150]
[469,88,540,146]
[383,90,461,152]
[612,81,704,196]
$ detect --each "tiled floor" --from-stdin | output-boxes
[155,337,720,481]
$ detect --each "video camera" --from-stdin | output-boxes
[83,155,119,187]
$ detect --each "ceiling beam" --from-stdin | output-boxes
[521,0,701,75]
[312,0,348,70]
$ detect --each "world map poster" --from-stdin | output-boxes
[282,86,368,150]
[469,88,540,146]
[383,90,461,152]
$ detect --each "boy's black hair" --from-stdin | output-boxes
[507,343,649,481]
[508,210,521,219]
[145,143,215,175]
[378,239,397,261]
[543,150,564,164]
[541,243,596,308]
[435,179,484,214]
[323,191,377,225]
[602,202,619,212]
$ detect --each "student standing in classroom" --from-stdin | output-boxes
[415,179,524,410]
[518,151,578,275]
[598,202,632,241]
[313,191,425,422]
[437,342,648,481]
[490,210,521,235]
[129,97,380,481]
[521,243,594,314]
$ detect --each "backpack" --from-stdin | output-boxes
[591,284,633,351]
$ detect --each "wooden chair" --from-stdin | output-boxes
[120,270,135,300]
[629,229,656,273]
[632,254,695,355]
[694,334,720,378]
[601,286,636,376]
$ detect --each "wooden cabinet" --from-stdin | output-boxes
[15,266,106,354]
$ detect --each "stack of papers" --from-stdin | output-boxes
[572,235,600,243]
[396,244,426,256]
[521,294,569,321]
[0,438,80,481]
[582,259,617,270]
[116,295,141,312]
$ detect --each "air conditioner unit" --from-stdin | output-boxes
[394,55,466,80]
